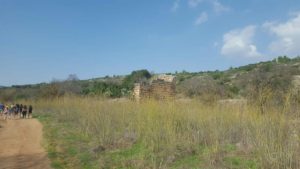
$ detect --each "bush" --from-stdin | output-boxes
[178,76,227,102]
[122,69,152,90]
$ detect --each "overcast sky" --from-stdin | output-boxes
[1,0,300,86]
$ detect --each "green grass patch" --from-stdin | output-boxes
[171,154,202,169]
[37,112,98,169]
[103,142,148,168]
[224,144,237,152]
[224,156,258,169]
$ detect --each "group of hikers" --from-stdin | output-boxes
[0,103,33,120]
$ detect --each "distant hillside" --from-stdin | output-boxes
[176,56,300,98]
[1,56,300,102]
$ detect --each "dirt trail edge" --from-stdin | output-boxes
[0,119,52,169]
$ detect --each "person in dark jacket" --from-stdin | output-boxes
[19,104,23,118]
[22,105,27,119]
[28,105,33,118]
[0,104,4,112]
[14,104,19,119]
[0,104,4,118]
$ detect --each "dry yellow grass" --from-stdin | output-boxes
[28,96,300,169]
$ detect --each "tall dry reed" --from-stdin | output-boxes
[31,96,300,168]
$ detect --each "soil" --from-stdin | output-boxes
[0,119,52,169]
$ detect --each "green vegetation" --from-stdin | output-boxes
[22,93,300,169]
[2,56,300,102]
[3,56,300,168]
[0,69,152,101]
[122,69,152,90]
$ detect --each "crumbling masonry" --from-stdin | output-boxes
[133,75,176,100]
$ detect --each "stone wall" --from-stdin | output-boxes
[150,79,176,100]
[133,75,176,100]
[133,83,151,100]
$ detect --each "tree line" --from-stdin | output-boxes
[2,56,300,114]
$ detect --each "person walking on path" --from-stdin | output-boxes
[14,104,20,119]
[28,105,33,118]
[3,106,9,120]
[19,104,23,118]
[0,104,4,118]
[22,105,27,119]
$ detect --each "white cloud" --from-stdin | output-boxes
[212,0,230,13]
[171,0,180,12]
[288,11,300,17]
[264,13,300,56]
[188,0,203,8]
[221,25,262,58]
[195,12,208,25]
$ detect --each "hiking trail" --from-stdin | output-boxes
[0,119,52,169]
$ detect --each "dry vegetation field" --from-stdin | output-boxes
[25,96,300,169]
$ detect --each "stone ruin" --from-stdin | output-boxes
[133,74,176,100]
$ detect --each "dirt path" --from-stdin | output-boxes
[0,119,52,169]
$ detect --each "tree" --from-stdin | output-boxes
[66,74,79,81]
[40,81,61,98]
[122,69,152,90]
[245,66,295,114]
[60,74,82,95]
